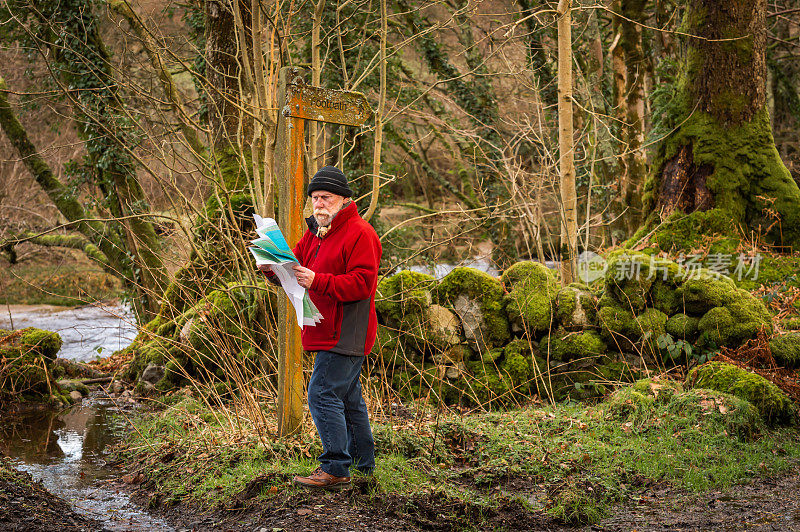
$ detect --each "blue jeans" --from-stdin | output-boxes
[307,350,375,477]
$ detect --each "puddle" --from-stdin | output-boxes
[1,395,173,531]
[0,303,137,362]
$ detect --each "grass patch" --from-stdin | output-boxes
[116,382,800,525]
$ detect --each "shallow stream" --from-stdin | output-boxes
[0,303,173,531]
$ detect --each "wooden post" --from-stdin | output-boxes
[273,67,373,438]
[275,67,306,436]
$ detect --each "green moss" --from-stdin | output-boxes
[665,313,700,341]
[436,267,510,348]
[501,262,559,337]
[17,328,62,360]
[605,378,683,420]
[502,344,533,386]
[652,209,741,254]
[782,317,800,331]
[643,106,800,251]
[735,254,800,291]
[697,292,773,347]
[686,361,793,424]
[542,327,606,362]
[770,332,800,369]
[556,285,598,329]
[598,302,639,350]
[635,308,668,355]
[606,377,763,438]
[376,271,435,325]
[677,273,738,315]
[500,261,557,290]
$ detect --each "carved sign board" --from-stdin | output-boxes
[285,84,373,127]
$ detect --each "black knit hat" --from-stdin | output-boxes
[307,166,352,198]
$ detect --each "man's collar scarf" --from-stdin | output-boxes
[305,201,357,239]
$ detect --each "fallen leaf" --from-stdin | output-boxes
[297,508,312,516]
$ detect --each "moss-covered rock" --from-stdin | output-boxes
[603,251,655,311]
[635,308,668,356]
[437,267,509,351]
[556,284,598,330]
[124,281,276,386]
[542,327,606,362]
[770,332,800,369]
[0,327,63,401]
[686,362,793,424]
[665,313,700,341]
[597,301,639,350]
[605,377,762,438]
[677,274,739,315]
[501,262,559,337]
[376,271,435,327]
[605,377,684,421]
[697,292,773,347]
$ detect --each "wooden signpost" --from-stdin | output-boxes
[274,67,372,437]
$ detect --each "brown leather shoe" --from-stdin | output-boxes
[293,467,351,490]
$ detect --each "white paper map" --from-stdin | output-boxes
[249,214,323,328]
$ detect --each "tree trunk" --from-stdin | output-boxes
[557,0,577,284]
[611,0,647,237]
[642,0,800,251]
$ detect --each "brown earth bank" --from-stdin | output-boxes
[129,475,559,531]
[0,455,105,532]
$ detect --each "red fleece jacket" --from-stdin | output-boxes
[292,202,382,356]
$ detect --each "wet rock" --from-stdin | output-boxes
[140,364,165,385]
[69,390,83,402]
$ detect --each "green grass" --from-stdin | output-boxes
[117,383,800,525]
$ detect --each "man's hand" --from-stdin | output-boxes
[293,264,315,289]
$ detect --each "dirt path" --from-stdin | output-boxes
[585,466,800,531]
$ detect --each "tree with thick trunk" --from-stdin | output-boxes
[641,0,800,250]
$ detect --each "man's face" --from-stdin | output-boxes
[311,191,346,227]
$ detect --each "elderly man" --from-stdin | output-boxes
[261,166,381,490]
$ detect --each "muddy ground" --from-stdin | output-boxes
[120,466,800,532]
[5,452,800,531]
[0,456,103,532]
